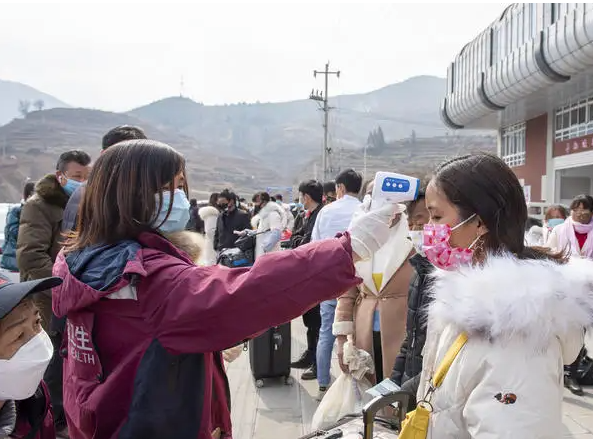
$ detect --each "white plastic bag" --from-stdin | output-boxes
[311,341,374,430]
[311,372,371,430]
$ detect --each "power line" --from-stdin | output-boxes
[309,62,340,182]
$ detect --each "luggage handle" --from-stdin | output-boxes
[362,391,412,439]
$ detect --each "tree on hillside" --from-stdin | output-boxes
[18,100,31,117]
[33,99,45,112]
[367,126,387,150]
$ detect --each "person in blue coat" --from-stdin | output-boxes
[1,181,35,272]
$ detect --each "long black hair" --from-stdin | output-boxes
[433,153,565,263]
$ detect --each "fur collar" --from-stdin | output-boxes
[163,231,205,263]
[35,174,69,208]
[428,254,593,349]
[198,205,220,219]
[258,201,283,220]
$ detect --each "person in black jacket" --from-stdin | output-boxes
[290,180,325,379]
[214,189,252,251]
[61,125,147,233]
[390,189,431,406]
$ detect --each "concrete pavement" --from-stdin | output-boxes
[227,320,593,439]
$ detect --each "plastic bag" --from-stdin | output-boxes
[311,372,372,430]
[311,341,374,430]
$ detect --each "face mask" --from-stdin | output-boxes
[0,330,53,400]
[63,178,82,196]
[547,218,564,228]
[423,214,480,271]
[408,230,424,254]
[154,189,191,233]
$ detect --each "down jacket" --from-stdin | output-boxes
[419,254,593,439]
[17,174,69,329]
[1,204,22,272]
[198,206,219,266]
[390,253,435,388]
[252,202,284,259]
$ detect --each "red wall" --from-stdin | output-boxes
[512,114,547,202]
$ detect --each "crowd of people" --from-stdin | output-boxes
[0,124,592,439]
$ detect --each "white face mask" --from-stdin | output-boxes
[0,330,53,400]
[409,230,424,254]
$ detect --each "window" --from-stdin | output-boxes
[554,96,593,141]
[501,122,526,167]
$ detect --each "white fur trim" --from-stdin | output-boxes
[428,254,593,350]
[198,205,219,220]
[258,202,283,221]
[333,321,354,336]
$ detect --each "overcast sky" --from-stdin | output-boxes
[0,1,506,111]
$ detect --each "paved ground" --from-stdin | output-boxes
[227,320,593,439]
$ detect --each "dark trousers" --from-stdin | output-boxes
[302,305,321,356]
[373,331,383,380]
[45,318,66,430]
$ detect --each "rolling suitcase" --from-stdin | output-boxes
[298,392,412,439]
[249,323,293,387]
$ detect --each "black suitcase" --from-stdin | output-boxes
[299,392,412,439]
[249,323,293,387]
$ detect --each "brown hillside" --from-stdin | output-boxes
[0,108,282,201]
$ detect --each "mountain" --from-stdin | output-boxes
[0,108,283,201]
[0,79,70,126]
[129,76,451,176]
[296,134,497,184]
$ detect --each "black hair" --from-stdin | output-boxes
[56,150,92,172]
[405,187,426,215]
[525,216,543,232]
[545,204,569,220]
[270,196,276,203]
[570,194,593,211]
[102,126,147,150]
[23,181,35,200]
[298,180,323,204]
[219,189,237,203]
[335,169,363,194]
[323,181,336,195]
[256,192,271,203]
[209,192,219,207]
[275,194,284,201]
[433,153,565,263]
[190,198,197,207]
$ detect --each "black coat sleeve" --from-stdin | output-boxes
[213,216,221,251]
[390,335,409,386]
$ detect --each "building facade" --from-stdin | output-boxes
[441,3,593,206]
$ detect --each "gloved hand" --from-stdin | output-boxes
[348,202,402,261]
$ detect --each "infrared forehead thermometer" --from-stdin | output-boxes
[370,172,420,210]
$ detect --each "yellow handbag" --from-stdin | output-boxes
[398,332,468,439]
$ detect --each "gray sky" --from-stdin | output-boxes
[0,1,506,111]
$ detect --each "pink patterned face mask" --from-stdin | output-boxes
[423,214,479,271]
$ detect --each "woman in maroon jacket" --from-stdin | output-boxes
[52,139,395,439]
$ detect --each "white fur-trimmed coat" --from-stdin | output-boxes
[252,202,284,259]
[419,254,593,439]
[198,205,220,266]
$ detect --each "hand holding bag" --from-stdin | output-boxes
[398,332,468,439]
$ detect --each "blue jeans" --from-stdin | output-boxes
[316,299,337,387]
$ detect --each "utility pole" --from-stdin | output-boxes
[309,62,340,182]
